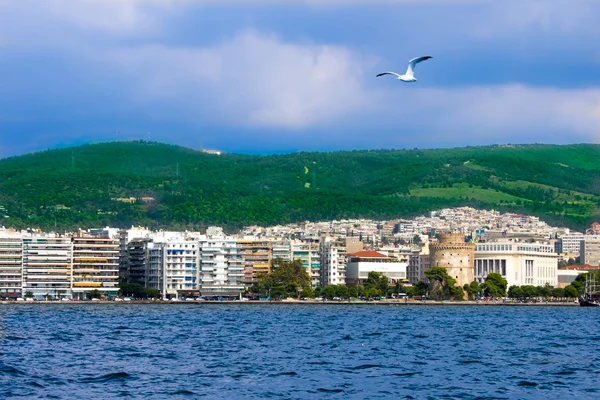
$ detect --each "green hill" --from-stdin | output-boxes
[0,141,598,231]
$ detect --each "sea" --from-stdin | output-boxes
[0,304,599,399]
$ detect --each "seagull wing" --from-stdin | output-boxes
[376,71,401,78]
[405,56,432,77]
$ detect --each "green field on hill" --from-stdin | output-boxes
[0,141,598,231]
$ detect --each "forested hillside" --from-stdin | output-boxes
[0,141,598,231]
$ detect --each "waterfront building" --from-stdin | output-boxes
[474,240,558,288]
[0,232,23,299]
[71,236,119,299]
[430,233,475,288]
[581,239,600,266]
[319,236,347,287]
[163,237,199,299]
[238,239,271,287]
[118,226,152,278]
[22,235,72,300]
[557,265,600,288]
[291,238,321,288]
[126,238,153,284]
[199,237,244,297]
[146,241,165,294]
[345,251,407,286]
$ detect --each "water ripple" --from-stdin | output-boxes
[1,304,599,399]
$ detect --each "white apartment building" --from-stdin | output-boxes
[199,237,244,297]
[319,236,347,287]
[163,238,200,298]
[474,241,558,288]
[22,235,73,300]
[71,236,119,298]
[0,232,23,299]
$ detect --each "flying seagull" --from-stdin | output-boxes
[376,56,432,82]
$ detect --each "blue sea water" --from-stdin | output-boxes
[0,304,599,399]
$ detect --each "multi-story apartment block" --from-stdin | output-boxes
[163,239,199,298]
[474,240,558,288]
[291,238,321,288]
[118,226,152,279]
[146,241,165,293]
[126,238,152,284]
[238,239,271,286]
[558,234,600,255]
[405,245,428,284]
[71,236,119,298]
[22,235,72,300]
[271,240,291,262]
[581,239,600,266]
[319,236,347,287]
[0,232,23,299]
[199,237,244,297]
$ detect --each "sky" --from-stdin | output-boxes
[0,0,599,157]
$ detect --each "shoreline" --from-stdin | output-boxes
[1,300,580,306]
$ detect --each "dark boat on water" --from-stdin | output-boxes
[579,274,600,307]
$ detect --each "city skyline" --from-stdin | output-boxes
[1,1,599,157]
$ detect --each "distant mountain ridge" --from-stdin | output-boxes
[0,141,598,231]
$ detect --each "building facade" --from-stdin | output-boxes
[238,239,271,287]
[319,236,347,287]
[22,235,73,300]
[199,237,244,297]
[0,232,23,299]
[429,233,475,287]
[474,241,558,288]
[581,239,600,266]
[291,239,321,288]
[71,236,119,298]
[345,251,407,286]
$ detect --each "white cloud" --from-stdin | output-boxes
[95,29,600,146]
[104,30,376,128]
[373,84,600,146]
